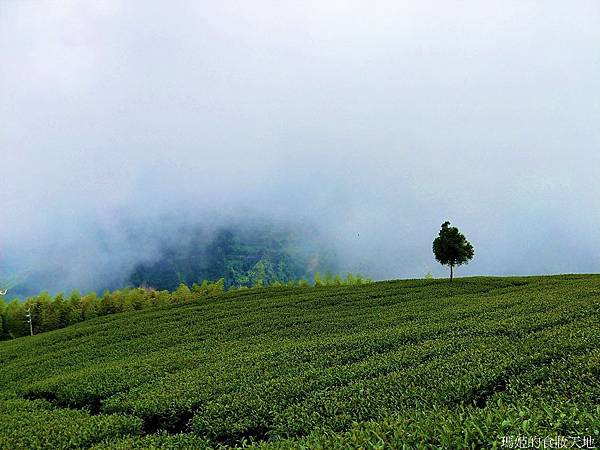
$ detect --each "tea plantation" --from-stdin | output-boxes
[1,276,599,449]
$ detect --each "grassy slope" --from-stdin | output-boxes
[1,275,599,449]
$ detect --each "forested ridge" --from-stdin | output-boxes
[129,225,337,291]
[4,224,339,300]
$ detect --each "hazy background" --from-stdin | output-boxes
[1,0,599,293]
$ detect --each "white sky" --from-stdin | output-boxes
[1,1,599,290]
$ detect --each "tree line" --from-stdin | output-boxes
[0,272,371,340]
[0,279,223,340]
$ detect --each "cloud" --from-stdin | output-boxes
[1,0,599,292]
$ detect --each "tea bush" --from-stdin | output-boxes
[1,275,599,448]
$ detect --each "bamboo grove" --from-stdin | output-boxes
[0,273,372,340]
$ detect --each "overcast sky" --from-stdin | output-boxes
[1,1,599,291]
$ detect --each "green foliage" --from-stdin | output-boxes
[0,278,227,340]
[129,226,338,291]
[192,280,210,296]
[313,272,322,287]
[173,283,193,304]
[433,221,475,280]
[210,278,225,296]
[0,397,142,449]
[0,276,599,448]
[296,278,310,288]
[0,275,367,340]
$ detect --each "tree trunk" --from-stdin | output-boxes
[450,264,453,282]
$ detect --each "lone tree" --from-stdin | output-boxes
[432,221,474,281]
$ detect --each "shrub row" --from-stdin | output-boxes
[0,275,599,448]
[1,273,373,340]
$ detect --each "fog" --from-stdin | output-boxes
[1,1,599,294]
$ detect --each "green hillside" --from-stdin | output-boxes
[1,276,599,449]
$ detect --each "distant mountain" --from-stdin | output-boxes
[2,223,338,300]
[128,223,337,291]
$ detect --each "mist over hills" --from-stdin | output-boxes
[1,1,599,298]
[3,220,339,299]
[129,222,338,291]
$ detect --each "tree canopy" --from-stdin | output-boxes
[432,221,474,281]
